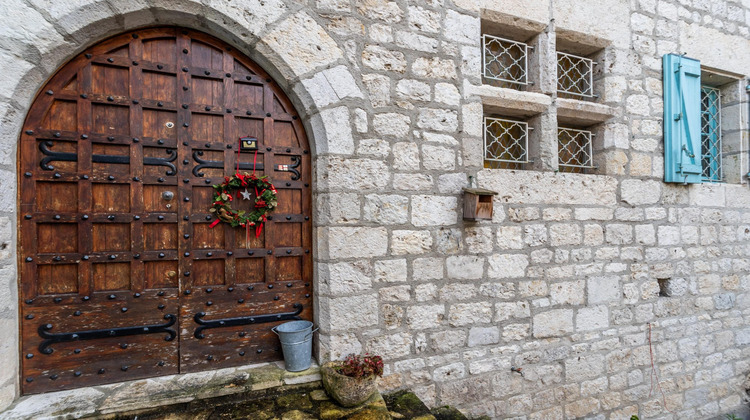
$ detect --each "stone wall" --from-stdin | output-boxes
[1,0,750,419]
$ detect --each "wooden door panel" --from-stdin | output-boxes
[92,183,131,212]
[141,37,177,63]
[42,100,77,131]
[20,292,179,394]
[37,264,78,295]
[37,224,78,253]
[91,64,130,96]
[142,71,178,102]
[235,258,265,283]
[179,286,309,372]
[19,27,312,394]
[92,104,130,136]
[92,262,131,291]
[34,182,79,212]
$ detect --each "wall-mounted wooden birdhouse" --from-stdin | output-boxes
[462,188,498,221]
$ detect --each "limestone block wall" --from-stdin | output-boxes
[1,0,750,419]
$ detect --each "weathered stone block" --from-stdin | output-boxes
[576,306,609,331]
[494,301,530,322]
[620,179,661,206]
[362,45,406,73]
[411,195,457,226]
[260,12,342,78]
[321,261,372,295]
[323,294,379,330]
[373,112,411,137]
[433,362,466,381]
[422,144,455,170]
[362,74,391,107]
[392,142,420,170]
[445,255,483,279]
[487,254,529,279]
[467,326,500,347]
[549,223,582,246]
[417,108,458,132]
[448,303,492,326]
[366,332,411,359]
[406,304,445,329]
[550,280,585,306]
[533,309,574,338]
[588,276,622,304]
[311,106,354,154]
[356,0,403,22]
[395,79,430,101]
[412,57,457,79]
[363,194,409,224]
[477,170,617,206]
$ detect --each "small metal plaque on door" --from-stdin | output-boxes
[240,136,258,151]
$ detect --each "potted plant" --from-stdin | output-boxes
[320,353,384,407]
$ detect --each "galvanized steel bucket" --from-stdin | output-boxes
[272,320,317,372]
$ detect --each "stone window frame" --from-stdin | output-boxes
[557,125,596,173]
[478,11,616,173]
[698,68,747,184]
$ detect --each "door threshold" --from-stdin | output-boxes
[0,360,320,420]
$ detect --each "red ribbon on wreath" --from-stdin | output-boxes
[208,138,277,247]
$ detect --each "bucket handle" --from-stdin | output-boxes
[272,326,319,342]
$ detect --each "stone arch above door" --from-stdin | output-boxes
[2,1,362,408]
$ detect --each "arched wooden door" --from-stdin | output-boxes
[19,27,313,394]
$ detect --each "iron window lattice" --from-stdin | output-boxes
[484,117,531,166]
[700,86,722,182]
[557,52,594,98]
[482,34,530,87]
[558,127,595,170]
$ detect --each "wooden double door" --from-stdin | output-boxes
[18,28,312,394]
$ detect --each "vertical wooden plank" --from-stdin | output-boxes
[177,31,193,295]
[130,34,145,292]
[78,61,94,297]
[223,47,236,287]
[296,122,313,295]
[262,84,276,285]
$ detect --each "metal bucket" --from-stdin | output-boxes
[272,320,318,372]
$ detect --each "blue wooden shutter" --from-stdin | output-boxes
[663,54,702,183]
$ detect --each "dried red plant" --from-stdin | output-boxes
[335,353,384,379]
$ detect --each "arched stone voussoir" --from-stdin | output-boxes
[27,0,125,45]
[254,11,345,83]
[292,65,365,112]
[199,0,292,44]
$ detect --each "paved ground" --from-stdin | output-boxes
[108,384,478,420]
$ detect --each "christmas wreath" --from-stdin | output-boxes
[209,173,277,235]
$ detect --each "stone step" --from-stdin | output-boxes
[0,361,321,420]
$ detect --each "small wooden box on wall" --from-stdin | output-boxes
[462,188,498,221]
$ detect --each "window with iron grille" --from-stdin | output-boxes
[700,86,722,182]
[482,34,530,88]
[557,52,594,98]
[484,117,530,169]
[557,127,594,173]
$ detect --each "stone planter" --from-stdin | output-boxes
[320,361,378,407]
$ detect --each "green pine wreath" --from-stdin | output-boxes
[210,173,277,228]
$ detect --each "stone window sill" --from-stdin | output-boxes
[556,97,616,125]
[469,83,552,118]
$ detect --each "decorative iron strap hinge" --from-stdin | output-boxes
[39,141,177,175]
[192,151,300,180]
[192,150,265,177]
[37,314,177,354]
[274,156,301,180]
[193,303,303,339]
